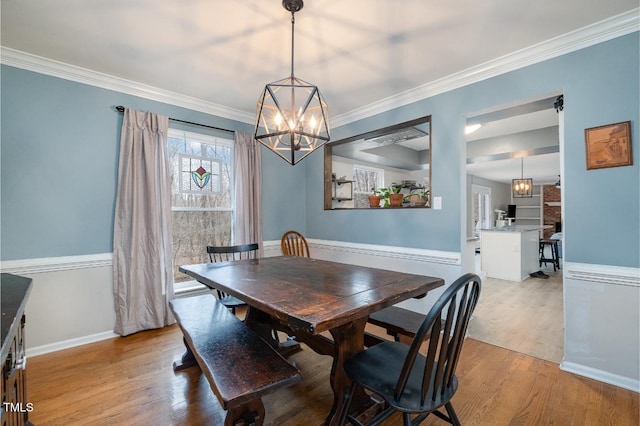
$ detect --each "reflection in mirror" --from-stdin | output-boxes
[324,116,431,210]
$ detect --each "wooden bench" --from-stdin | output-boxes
[365,306,425,346]
[169,294,301,426]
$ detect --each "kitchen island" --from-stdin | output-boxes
[480,225,550,282]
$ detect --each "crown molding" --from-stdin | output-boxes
[1,8,638,128]
[332,8,640,127]
[0,47,254,125]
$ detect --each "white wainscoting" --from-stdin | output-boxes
[560,262,640,392]
[1,242,463,357]
[1,254,117,357]
[3,247,638,393]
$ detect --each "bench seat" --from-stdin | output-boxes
[366,306,424,345]
[169,293,301,426]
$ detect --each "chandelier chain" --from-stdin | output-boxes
[290,12,295,78]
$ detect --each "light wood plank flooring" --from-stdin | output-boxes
[467,267,564,363]
[27,322,638,425]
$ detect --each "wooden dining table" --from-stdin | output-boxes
[179,256,444,425]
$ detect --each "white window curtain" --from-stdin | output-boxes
[113,108,175,336]
[233,132,263,253]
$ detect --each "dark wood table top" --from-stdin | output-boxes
[179,256,444,335]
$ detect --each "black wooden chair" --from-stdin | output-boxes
[339,273,481,426]
[206,243,259,315]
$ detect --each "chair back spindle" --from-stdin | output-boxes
[280,230,310,257]
[341,272,481,426]
[208,243,259,263]
[205,243,259,314]
[397,273,480,406]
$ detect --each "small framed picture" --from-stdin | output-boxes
[584,121,632,170]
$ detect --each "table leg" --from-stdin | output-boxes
[246,307,376,425]
[325,316,372,426]
[244,306,302,357]
[173,337,198,371]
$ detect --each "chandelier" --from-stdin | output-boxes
[254,0,330,165]
[512,157,533,198]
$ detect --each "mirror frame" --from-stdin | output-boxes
[324,115,432,210]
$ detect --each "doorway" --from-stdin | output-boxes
[463,93,564,363]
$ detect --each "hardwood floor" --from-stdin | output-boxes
[27,322,638,425]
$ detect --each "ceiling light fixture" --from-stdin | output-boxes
[465,123,482,135]
[554,95,564,112]
[512,157,533,198]
[254,0,330,165]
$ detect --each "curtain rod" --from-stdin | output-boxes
[114,105,235,134]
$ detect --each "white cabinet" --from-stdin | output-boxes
[480,229,540,282]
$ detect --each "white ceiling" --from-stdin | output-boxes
[1,1,636,120]
[1,1,636,185]
[466,105,561,185]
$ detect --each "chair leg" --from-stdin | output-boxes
[444,402,461,426]
[338,382,358,426]
[403,412,412,426]
[539,243,544,267]
[410,412,430,425]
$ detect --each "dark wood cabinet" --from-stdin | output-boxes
[1,274,33,426]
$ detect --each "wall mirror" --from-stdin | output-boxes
[324,116,431,210]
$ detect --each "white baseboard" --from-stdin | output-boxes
[560,360,640,393]
[28,331,118,358]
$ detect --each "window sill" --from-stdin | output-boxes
[174,279,209,296]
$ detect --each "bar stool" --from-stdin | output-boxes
[539,239,560,271]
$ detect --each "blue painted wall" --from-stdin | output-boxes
[0,65,263,260]
[307,32,639,267]
[260,150,308,240]
[2,32,638,267]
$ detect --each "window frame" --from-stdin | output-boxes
[352,164,384,195]
[167,128,235,292]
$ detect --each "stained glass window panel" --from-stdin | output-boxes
[179,154,222,194]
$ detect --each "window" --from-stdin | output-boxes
[168,129,234,283]
[353,165,383,208]
[472,184,491,237]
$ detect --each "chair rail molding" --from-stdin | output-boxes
[0,253,112,275]
[563,262,640,287]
